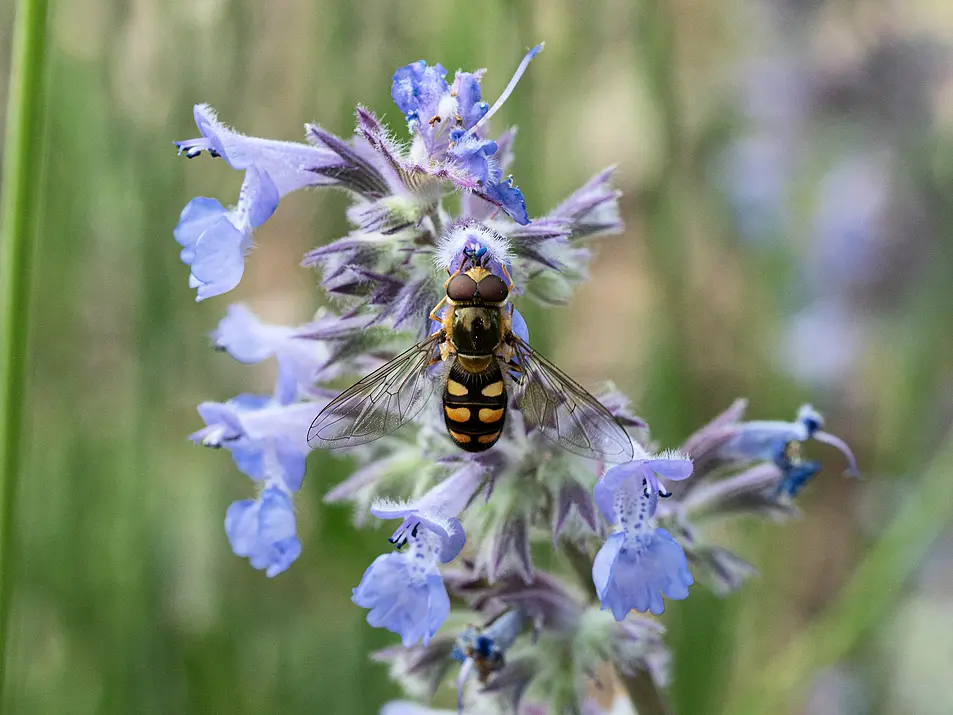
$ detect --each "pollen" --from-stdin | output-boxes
[481,381,503,397]
[478,408,504,423]
[447,380,468,396]
[428,115,442,126]
[445,406,471,422]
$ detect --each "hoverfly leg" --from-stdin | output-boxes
[428,295,448,323]
[501,263,515,293]
[658,486,673,499]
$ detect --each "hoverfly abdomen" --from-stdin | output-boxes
[443,361,507,452]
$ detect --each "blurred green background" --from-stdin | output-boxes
[3,0,953,713]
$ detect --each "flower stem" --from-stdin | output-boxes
[0,0,51,700]
[723,427,953,715]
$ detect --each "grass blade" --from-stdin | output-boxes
[0,0,51,702]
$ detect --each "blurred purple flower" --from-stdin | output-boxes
[225,487,301,577]
[174,104,341,299]
[719,404,859,477]
[190,394,312,492]
[211,304,352,402]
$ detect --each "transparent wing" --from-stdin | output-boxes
[308,333,443,449]
[509,334,634,463]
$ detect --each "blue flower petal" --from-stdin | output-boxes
[594,457,693,523]
[451,138,500,186]
[511,308,529,345]
[481,176,529,225]
[778,460,822,497]
[192,104,230,162]
[275,442,306,492]
[212,304,287,364]
[227,441,266,481]
[175,197,227,255]
[224,498,260,555]
[188,215,248,301]
[274,358,300,405]
[425,571,451,636]
[453,71,488,130]
[722,421,807,462]
[594,528,693,619]
[225,488,301,577]
[240,164,280,228]
[391,61,449,121]
[352,550,450,646]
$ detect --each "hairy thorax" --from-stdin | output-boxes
[450,305,503,357]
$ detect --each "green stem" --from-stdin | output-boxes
[0,0,51,701]
[724,427,953,715]
[622,672,673,715]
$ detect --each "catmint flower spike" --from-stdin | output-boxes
[463,43,544,141]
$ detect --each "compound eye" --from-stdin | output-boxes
[476,274,508,302]
[447,274,478,301]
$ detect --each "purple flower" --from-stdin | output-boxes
[174,104,340,299]
[212,304,337,402]
[352,530,453,647]
[174,170,273,301]
[593,530,693,619]
[592,457,695,617]
[719,404,859,476]
[354,464,484,645]
[479,175,529,225]
[225,487,301,577]
[190,394,315,491]
[389,45,544,225]
[452,70,489,130]
[777,460,822,498]
[392,60,451,154]
[371,461,485,562]
[452,610,525,712]
[449,135,501,186]
[594,451,694,522]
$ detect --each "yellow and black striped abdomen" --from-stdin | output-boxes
[443,360,507,452]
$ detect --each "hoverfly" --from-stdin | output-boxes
[308,241,634,463]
